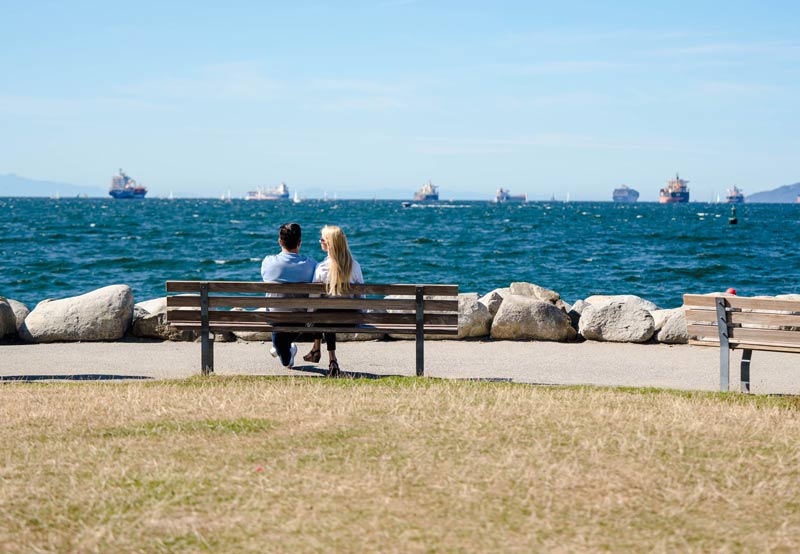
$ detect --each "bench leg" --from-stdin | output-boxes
[740,349,752,393]
[201,330,214,375]
[415,286,424,377]
[200,281,214,375]
[715,298,730,392]
[719,345,730,392]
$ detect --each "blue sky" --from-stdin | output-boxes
[1,0,798,200]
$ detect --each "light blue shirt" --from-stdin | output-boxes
[261,251,317,283]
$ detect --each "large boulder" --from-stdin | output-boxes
[131,297,197,341]
[7,299,30,332]
[509,282,570,312]
[478,288,509,317]
[579,299,655,343]
[567,299,589,332]
[584,294,659,312]
[652,308,688,344]
[20,285,134,343]
[490,294,576,341]
[456,293,492,339]
[0,297,15,338]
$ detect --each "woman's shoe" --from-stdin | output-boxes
[328,360,341,378]
[303,349,322,363]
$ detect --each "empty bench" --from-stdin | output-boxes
[165,281,459,376]
[684,294,800,392]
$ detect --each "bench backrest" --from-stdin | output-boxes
[683,294,800,353]
[166,281,459,336]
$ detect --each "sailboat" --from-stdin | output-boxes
[293,191,301,204]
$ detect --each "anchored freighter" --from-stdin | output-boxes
[726,185,745,204]
[109,169,147,199]
[612,185,639,203]
[659,174,690,203]
[494,188,527,203]
[245,182,290,200]
[413,180,439,201]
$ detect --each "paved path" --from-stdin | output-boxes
[2,339,798,394]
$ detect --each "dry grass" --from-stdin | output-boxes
[2,377,800,553]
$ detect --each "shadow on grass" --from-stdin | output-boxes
[1,374,153,382]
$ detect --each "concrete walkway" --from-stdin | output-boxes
[2,339,799,394]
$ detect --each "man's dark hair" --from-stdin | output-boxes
[279,223,302,250]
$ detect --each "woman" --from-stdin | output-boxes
[303,225,364,377]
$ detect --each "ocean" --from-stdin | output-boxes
[2,197,799,309]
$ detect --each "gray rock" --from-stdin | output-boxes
[456,293,492,339]
[7,299,30,332]
[0,297,15,338]
[579,300,655,343]
[20,285,134,343]
[490,294,576,341]
[478,288,509,317]
[510,282,570,312]
[335,332,384,342]
[131,297,196,341]
[583,294,659,311]
[652,308,688,344]
[568,299,589,330]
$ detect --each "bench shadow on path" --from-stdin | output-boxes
[1,374,153,382]
[289,363,403,380]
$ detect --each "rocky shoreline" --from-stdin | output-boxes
[2,283,797,347]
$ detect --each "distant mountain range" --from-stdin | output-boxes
[746,182,800,203]
[0,173,105,197]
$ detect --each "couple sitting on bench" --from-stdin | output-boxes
[260,222,364,378]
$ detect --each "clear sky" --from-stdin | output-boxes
[2,0,798,200]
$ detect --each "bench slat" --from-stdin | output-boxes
[687,324,800,347]
[685,309,800,328]
[170,323,460,335]
[167,308,458,326]
[689,339,800,353]
[166,295,458,312]
[167,281,459,296]
[683,294,800,313]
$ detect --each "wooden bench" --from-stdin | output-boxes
[684,294,800,392]
[165,281,459,376]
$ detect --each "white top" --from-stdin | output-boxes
[313,257,364,288]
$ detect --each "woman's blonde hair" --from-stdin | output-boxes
[321,225,353,296]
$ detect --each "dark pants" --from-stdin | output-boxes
[272,331,300,366]
[311,332,337,351]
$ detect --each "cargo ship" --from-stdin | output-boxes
[725,185,745,204]
[245,182,290,201]
[413,180,439,201]
[659,173,690,203]
[612,185,639,203]
[109,169,147,199]
[494,188,527,203]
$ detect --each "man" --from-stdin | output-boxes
[261,222,317,368]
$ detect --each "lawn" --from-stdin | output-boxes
[1,377,799,553]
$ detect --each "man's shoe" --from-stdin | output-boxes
[269,347,278,358]
[286,343,298,368]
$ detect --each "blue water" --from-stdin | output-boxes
[2,198,799,309]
